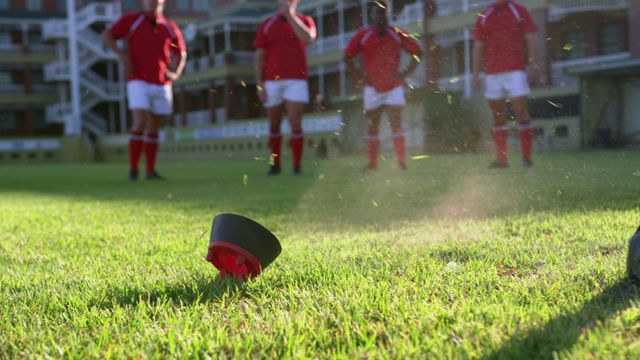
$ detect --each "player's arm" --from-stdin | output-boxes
[396,34,422,79]
[472,40,484,90]
[167,50,187,81]
[255,48,266,102]
[102,28,131,75]
[166,23,187,81]
[344,31,366,88]
[395,53,421,79]
[525,33,542,85]
[344,55,367,89]
[284,9,316,43]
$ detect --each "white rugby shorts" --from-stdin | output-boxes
[263,80,309,108]
[127,80,173,115]
[363,85,406,111]
[484,70,530,100]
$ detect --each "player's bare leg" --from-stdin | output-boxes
[364,107,383,171]
[267,104,284,175]
[511,96,534,167]
[285,101,305,174]
[143,114,164,180]
[488,99,509,169]
[128,109,150,181]
[385,106,406,170]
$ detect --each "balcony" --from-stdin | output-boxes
[214,51,254,65]
[548,0,629,21]
[307,31,357,56]
[42,2,120,40]
[550,52,629,87]
[0,83,26,93]
[434,0,493,16]
[393,0,495,30]
[0,83,56,94]
[184,51,255,74]
[45,61,69,81]
[394,1,424,28]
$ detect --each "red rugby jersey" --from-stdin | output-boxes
[473,1,537,75]
[345,25,421,92]
[253,13,316,81]
[108,11,186,85]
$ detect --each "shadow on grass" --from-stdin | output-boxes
[2,154,640,228]
[94,275,246,309]
[485,278,640,360]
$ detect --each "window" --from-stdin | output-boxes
[29,31,43,45]
[32,70,44,83]
[0,0,9,10]
[563,31,587,60]
[0,33,11,46]
[27,0,43,11]
[193,0,208,11]
[600,24,621,55]
[0,113,18,129]
[177,0,189,11]
[34,110,47,129]
[439,45,461,77]
[0,72,11,84]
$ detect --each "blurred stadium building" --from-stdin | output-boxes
[0,0,637,163]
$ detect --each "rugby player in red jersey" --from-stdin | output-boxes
[103,0,186,180]
[254,0,316,175]
[473,0,541,168]
[345,1,422,171]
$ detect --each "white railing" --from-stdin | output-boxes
[79,48,100,68]
[307,31,357,55]
[75,2,121,29]
[78,29,117,59]
[185,110,212,127]
[550,52,629,87]
[32,84,57,92]
[42,19,67,40]
[212,51,254,66]
[28,44,56,54]
[198,56,212,70]
[81,90,101,112]
[395,1,424,27]
[234,51,254,65]
[83,110,108,134]
[213,53,226,66]
[436,28,465,47]
[0,43,20,51]
[46,103,71,123]
[81,69,120,99]
[0,84,24,92]
[435,0,493,16]
[44,61,70,81]
[548,0,629,21]
[0,43,54,53]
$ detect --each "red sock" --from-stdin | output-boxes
[128,131,144,171]
[493,124,508,164]
[290,131,304,169]
[367,131,380,168]
[144,133,159,174]
[392,132,406,167]
[519,122,533,161]
[269,133,282,166]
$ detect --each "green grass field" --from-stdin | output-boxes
[1,151,639,358]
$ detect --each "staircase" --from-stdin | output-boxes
[43,1,121,136]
